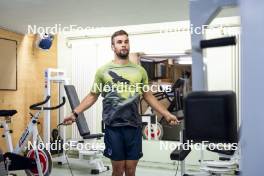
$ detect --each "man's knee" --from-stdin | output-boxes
[125,166,136,176]
[112,160,125,176]
[125,160,138,176]
[112,167,125,176]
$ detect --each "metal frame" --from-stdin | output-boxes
[190,0,237,90]
[178,0,239,175]
[44,68,68,145]
[44,68,69,164]
[240,0,264,175]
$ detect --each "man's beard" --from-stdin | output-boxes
[116,49,129,59]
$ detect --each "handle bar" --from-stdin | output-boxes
[30,96,66,110]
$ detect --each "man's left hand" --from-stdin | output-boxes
[164,113,180,125]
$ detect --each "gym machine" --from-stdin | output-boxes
[0,96,65,176]
[44,68,69,164]
[170,91,239,176]
[140,72,191,141]
[64,85,109,174]
[170,0,239,175]
[44,68,108,174]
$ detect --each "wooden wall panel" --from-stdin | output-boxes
[0,29,58,152]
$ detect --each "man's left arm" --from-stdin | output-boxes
[142,91,179,125]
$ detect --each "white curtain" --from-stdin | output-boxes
[70,40,99,138]
[205,26,241,124]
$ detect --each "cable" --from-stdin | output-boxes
[65,150,74,176]
[57,122,65,127]
[56,123,74,176]
[174,160,180,176]
[174,148,181,176]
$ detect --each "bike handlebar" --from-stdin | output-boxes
[30,96,66,110]
[29,96,50,109]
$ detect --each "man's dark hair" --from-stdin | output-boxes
[111,30,128,45]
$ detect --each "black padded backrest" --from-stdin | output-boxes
[184,91,238,143]
[64,85,90,136]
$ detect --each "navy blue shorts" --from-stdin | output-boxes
[103,126,143,161]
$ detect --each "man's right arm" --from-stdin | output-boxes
[63,92,100,125]
[74,92,99,114]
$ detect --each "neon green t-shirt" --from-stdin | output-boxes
[90,61,148,127]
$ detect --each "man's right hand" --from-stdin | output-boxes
[63,113,76,125]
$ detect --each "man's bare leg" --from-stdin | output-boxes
[125,160,138,176]
[111,160,125,176]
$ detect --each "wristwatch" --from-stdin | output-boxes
[72,111,78,119]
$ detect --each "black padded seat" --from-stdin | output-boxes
[0,110,17,117]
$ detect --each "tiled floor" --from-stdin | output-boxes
[10,158,180,176]
[51,159,179,176]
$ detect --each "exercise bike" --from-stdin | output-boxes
[0,96,66,176]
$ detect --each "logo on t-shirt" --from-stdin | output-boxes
[108,71,130,84]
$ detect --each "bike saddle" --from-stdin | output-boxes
[0,110,17,117]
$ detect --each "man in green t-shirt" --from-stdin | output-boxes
[64,30,179,176]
